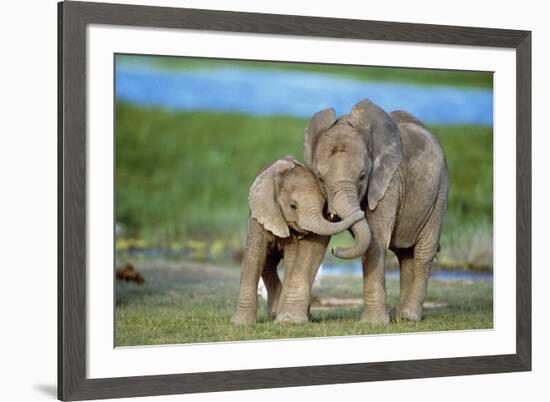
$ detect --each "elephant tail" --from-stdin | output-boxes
[434,243,441,261]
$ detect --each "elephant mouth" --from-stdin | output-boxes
[323,204,341,223]
[288,221,308,235]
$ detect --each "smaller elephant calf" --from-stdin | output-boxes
[231,156,363,324]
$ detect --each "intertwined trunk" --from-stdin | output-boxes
[329,183,371,259]
[298,207,364,236]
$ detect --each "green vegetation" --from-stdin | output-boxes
[115,261,492,346]
[116,103,492,268]
[117,54,493,89]
[115,104,307,248]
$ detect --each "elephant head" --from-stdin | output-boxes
[249,157,364,238]
[304,99,403,258]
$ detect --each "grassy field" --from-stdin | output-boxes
[115,260,493,346]
[117,54,493,88]
[116,103,492,268]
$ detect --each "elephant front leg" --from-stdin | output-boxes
[361,242,390,325]
[232,219,270,325]
[276,234,329,324]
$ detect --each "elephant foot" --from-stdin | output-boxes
[275,310,308,324]
[361,309,390,325]
[267,297,280,321]
[231,310,256,325]
[393,304,423,321]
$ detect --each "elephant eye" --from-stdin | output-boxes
[318,176,324,183]
[359,171,366,180]
[289,202,298,210]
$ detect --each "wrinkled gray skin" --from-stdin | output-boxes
[231,157,364,325]
[305,99,449,324]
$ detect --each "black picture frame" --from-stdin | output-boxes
[58,1,532,400]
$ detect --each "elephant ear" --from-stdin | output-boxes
[304,108,337,167]
[249,159,295,238]
[284,155,306,168]
[350,99,403,210]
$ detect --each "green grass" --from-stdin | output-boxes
[117,54,493,88]
[115,105,309,246]
[115,260,493,346]
[115,103,492,267]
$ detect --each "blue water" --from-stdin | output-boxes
[321,262,492,282]
[115,65,493,126]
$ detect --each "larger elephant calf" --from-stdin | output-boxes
[304,99,449,324]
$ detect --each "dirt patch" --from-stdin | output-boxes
[311,297,362,309]
[423,301,449,309]
[311,297,448,310]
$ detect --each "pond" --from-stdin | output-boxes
[115,65,493,126]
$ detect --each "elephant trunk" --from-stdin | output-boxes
[299,208,364,236]
[330,182,371,259]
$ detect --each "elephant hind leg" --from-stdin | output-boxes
[397,181,448,321]
[394,247,434,321]
[393,247,415,320]
[261,254,282,320]
[397,247,436,321]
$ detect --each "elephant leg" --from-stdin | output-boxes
[261,253,282,320]
[393,247,415,319]
[232,219,271,325]
[359,178,400,325]
[279,239,298,297]
[306,244,327,321]
[396,247,435,321]
[276,234,329,324]
[361,242,390,324]
[361,208,396,325]
[398,183,447,321]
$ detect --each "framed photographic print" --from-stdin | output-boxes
[58,1,531,400]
